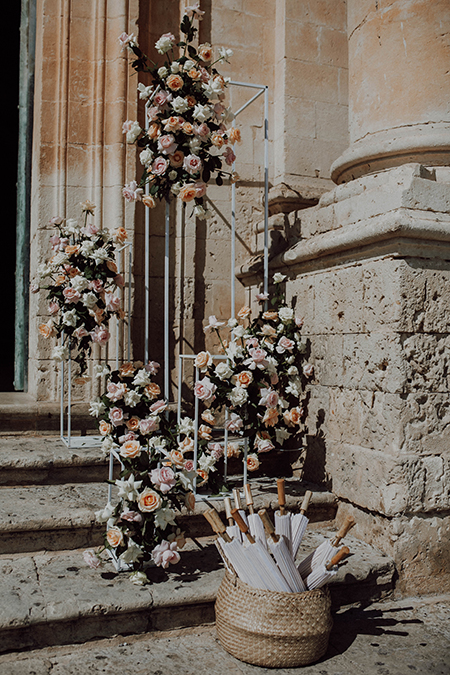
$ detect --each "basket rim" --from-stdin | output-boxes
[221,569,331,601]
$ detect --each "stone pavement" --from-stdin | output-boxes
[0,594,448,675]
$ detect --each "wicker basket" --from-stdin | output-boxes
[215,571,333,668]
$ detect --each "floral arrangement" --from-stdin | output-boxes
[193,274,314,459]
[89,360,198,580]
[33,202,126,377]
[119,2,239,220]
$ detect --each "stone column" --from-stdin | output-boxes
[331,0,450,183]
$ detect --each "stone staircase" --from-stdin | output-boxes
[0,431,397,655]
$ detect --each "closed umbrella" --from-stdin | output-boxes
[274,478,292,553]
[304,546,350,591]
[224,496,241,542]
[297,515,355,578]
[243,483,267,549]
[233,487,248,526]
[258,508,306,593]
[231,508,292,593]
[291,490,312,558]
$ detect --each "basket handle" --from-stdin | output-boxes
[231,508,255,544]
[326,546,350,570]
[277,478,286,515]
[299,490,312,515]
[258,508,279,543]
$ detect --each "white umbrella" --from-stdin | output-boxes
[233,487,248,526]
[274,478,292,553]
[297,515,355,578]
[291,490,312,558]
[231,508,292,593]
[224,496,241,542]
[304,546,350,590]
[243,483,267,549]
[258,508,306,593]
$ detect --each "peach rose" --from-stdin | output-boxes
[144,382,161,400]
[247,453,261,472]
[182,122,194,135]
[197,469,208,485]
[198,424,212,440]
[229,127,241,144]
[169,150,185,167]
[236,370,253,388]
[120,440,141,459]
[237,305,251,319]
[188,68,201,81]
[210,132,225,148]
[178,436,194,453]
[38,321,55,339]
[201,409,216,425]
[263,407,279,427]
[99,420,112,436]
[107,260,118,273]
[178,184,197,202]
[148,122,161,139]
[142,194,157,208]
[106,526,124,548]
[63,287,81,304]
[114,227,128,243]
[263,310,278,321]
[185,95,196,108]
[126,416,141,431]
[65,244,80,256]
[166,74,183,91]
[198,43,213,61]
[194,350,212,370]
[226,441,241,458]
[138,488,162,512]
[283,406,304,426]
[169,449,185,468]
[119,362,135,377]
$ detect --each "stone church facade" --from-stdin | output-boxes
[15,0,450,593]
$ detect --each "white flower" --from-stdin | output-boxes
[204,315,225,332]
[168,170,178,181]
[178,416,195,435]
[215,361,233,380]
[193,103,212,122]
[183,59,196,72]
[115,475,143,502]
[287,365,299,376]
[158,66,168,78]
[64,218,80,235]
[132,369,151,387]
[37,263,52,279]
[154,507,177,530]
[89,398,106,417]
[62,309,77,327]
[207,144,223,156]
[155,33,175,54]
[171,96,189,114]
[228,386,248,406]
[89,247,110,265]
[275,428,291,444]
[189,137,202,154]
[129,571,149,585]
[119,539,143,563]
[124,120,142,144]
[198,454,217,473]
[218,46,233,63]
[278,307,294,323]
[95,502,115,523]
[178,469,197,491]
[286,377,302,397]
[79,240,95,256]
[52,251,69,266]
[228,318,238,328]
[170,181,182,196]
[101,436,115,454]
[83,292,98,309]
[273,272,287,283]
[226,341,244,362]
[71,275,89,292]
[193,204,210,220]
[137,82,153,99]
[123,389,141,407]
[139,147,154,166]
[232,325,246,338]
[93,364,111,378]
[202,79,224,100]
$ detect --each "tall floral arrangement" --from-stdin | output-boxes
[33,202,126,377]
[193,274,314,461]
[89,360,197,580]
[119,2,239,220]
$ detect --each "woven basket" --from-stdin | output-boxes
[215,571,333,668]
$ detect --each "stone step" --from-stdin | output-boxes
[0,393,96,434]
[0,435,111,486]
[0,479,338,555]
[0,530,396,654]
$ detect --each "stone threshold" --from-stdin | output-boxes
[0,532,396,654]
[0,393,96,433]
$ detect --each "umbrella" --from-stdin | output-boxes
[291,490,312,558]
[231,508,292,593]
[274,478,292,553]
[258,508,306,593]
[233,487,248,526]
[304,546,350,591]
[243,483,267,549]
[224,496,241,542]
[297,515,355,578]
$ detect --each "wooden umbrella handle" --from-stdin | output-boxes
[231,508,255,544]
[257,508,279,543]
[326,546,350,570]
[243,483,254,514]
[277,478,286,515]
[333,515,355,545]
[300,490,312,515]
[203,508,232,542]
[224,497,234,525]
[233,488,242,510]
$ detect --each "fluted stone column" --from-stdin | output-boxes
[331,0,450,184]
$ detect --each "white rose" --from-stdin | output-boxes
[183,59,196,71]
[126,121,142,144]
[193,104,212,122]
[123,390,141,407]
[158,66,168,78]
[228,386,248,406]
[139,147,154,166]
[71,275,89,292]
[89,398,106,417]
[198,454,217,473]
[79,240,95,256]
[170,61,181,73]
[215,361,233,380]
[278,307,294,323]
[62,309,77,327]
[83,292,98,309]
[132,369,151,386]
[273,272,287,283]
[172,96,189,114]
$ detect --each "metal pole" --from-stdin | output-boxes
[164,200,170,401]
[264,85,269,297]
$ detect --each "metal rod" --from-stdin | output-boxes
[264,85,269,297]
[127,245,132,362]
[233,88,264,117]
[67,343,72,448]
[164,199,170,401]
[243,437,248,486]
[193,365,199,494]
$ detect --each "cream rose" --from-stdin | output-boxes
[106,526,124,548]
[138,488,162,513]
[119,440,141,459]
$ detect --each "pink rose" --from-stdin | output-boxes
[303,363,314,378]
[223,146,236,166]
[105,293,121,312]
[90,326,110,345]
[152,156,169,176]
[224,412,243,432]
[147,106,160,122]
[184,459,195,471]
[208,442,224,460]
[120,510,143,523]
[63,287,81,304]
[183,154,203,175]
[145,361,160,374]
[48,301,59,315]
[114,274,125,288]
[85,223,100,236]
[83,549,101,569]
[194,377,217,403]
[151,540,180,569]
[260,388,279,408]
[245,337,259,349]
[109,406,124,426]
[157,134,178,156]
[249,347,267,364]
[73,326,89,339]
[193,181,207,197]
[276,336,295,353]
[89,279,104,293]
[194,122,210,137]
[150,399,167,415]
[150,467,176,493]
[153,89,172,107]
[139,417,159,435]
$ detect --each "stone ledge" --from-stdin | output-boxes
[0,393,96,433]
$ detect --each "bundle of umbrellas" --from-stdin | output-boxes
[203,479,355,593]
